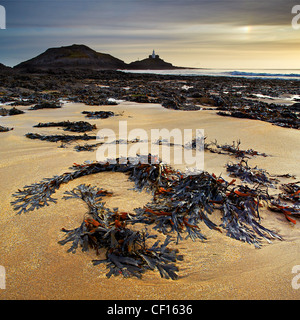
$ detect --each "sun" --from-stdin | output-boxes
[240,25,252,33]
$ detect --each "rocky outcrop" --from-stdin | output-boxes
[128,56,180,70]
[14,44,128,71]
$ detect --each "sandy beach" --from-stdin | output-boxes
[0,100,300,300]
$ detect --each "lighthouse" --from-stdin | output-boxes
[149,50,159,59]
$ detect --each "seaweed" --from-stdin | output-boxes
[184,137,268,159]
[0,125,13,132]
[59,184,183,279]
[279,181,300,203]
[74,138,141,152]
[267,181,300,224]
[33,121,96,132]
[12,155,283,247]
[133,171,224,243]
[10,155,157,214]
[12,154,286,281]
[74,142,103,152]
[29,102,61,110]
[0,107,24,116]
[208,140,268,158]
[268,200,300,224]
[25,132,97,143]
[217,105,300,130]
[226,159,278,186]
[220,185,281,247]
[82,110,114,119]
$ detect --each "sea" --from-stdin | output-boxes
[121,69,300,81]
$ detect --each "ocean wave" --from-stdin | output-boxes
[226,71,300,78]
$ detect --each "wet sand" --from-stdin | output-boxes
[0,101,299,300]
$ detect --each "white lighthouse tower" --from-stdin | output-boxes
[149,50,159,59]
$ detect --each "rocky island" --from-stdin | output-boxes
[13,45,184,72]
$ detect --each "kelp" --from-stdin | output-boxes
[12,154,292,280]
[11,155,157,214]
[220,185,281,247]
[58,184,183,279]
[0,125,13,132]
[278,181,300,203]
[268,200,300,224]
[12,155,282,248]
[82,110,114,119]
[74,138,141,152]
[25,132,97,143]
[226,159,278,186]
[208,140,268,158]
[33,121,96,133]
[184,137,268,159]
[29,102,61,110]
[0,107,24,116]
[133,171,224,243]
[74,142,103,152]
[217,105,300,130]
[268,181,300,224]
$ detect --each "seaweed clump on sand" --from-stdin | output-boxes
[0,125,13,132]
[226,159,278,186]
[82,110,114,119]
[59,184,182,279]
[184,137,268,159]
[25,132,97,143]
[207,140,268,158]
[0,107,24,116]
[268,181,300,224]
[217,105,299,130]
[12,154,300,278]
[12,155,284,249]
[33,120,96,132]
[29,102,62,110]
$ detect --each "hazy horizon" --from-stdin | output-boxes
[1,0,300,69]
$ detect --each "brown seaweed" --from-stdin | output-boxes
[25,132,97,143]
[59,184,183,279]
[184,137,268,159]
[11,153,286,282]
[209,139,268,158]
[82,110,114,119]
[33,121,96,132]
[0,125,13,132]
[226,159,278,186]
[12,155,283,247]
[279,181,300,203]
[29,102,61,110]
[268,200,300,224]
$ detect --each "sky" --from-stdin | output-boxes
[0,0,300,69]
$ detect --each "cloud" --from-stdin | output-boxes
[0,0,299,67]
[2,0,298,28]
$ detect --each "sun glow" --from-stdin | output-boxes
[240,25,252,33]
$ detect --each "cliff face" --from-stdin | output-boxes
[128,56,179,70]
[14,44,128,71]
